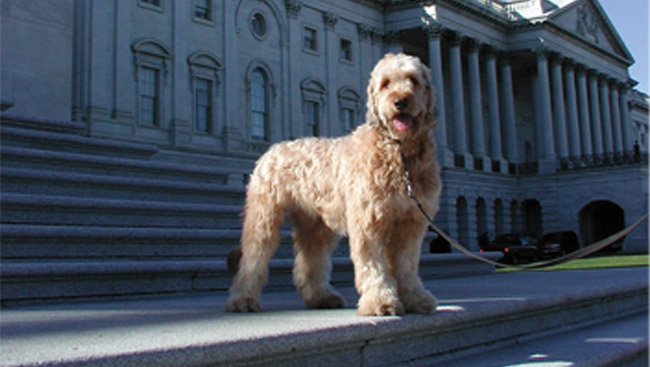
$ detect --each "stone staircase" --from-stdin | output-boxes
[1,268,646,367]
[0,113,494,306]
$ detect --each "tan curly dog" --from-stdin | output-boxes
[226,53,441,316]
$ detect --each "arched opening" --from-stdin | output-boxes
[579,201,625,251]
[522,199,542,238]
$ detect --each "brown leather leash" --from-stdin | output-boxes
[400,149,649,270]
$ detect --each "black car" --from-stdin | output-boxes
[539,231,579,258]
[480,233,540,265]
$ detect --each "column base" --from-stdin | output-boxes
[453,153,474,170]
[539,157,557,174]
[436,147,455,168]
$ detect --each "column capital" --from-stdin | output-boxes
[383,30,402,45]
[284,0,302,19]
[357,23,373,41]
[323,11,339,31]
[421,19,445,38]
[533,45,551,59]
[464,37,481,51]
[563,58,576,69]
[446,30,465,46]
[482,44,501,57]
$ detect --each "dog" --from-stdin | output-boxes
[225,53,441,316]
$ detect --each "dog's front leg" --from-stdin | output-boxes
[386,217,437,314]
[348,226,404,316]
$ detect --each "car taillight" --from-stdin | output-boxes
[504,247,509,253]
[479,249,483,254]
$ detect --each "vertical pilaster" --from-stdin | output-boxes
[609,80,623,155]
[323,11,339,137]
[550,55,568,158]
[424,22,453,167]
[500,54,518,164]
[563,60,581,158]
[357,23,373,123]
[599,75,614,157]
[485,48,504,170]
[619,85,633,153]
[588,70,604,156]
[449,33,471,167]
[467,40,487,170]
[535,48,556,172]
[287,0,303,139]
[576,66,593,157]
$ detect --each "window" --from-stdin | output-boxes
[141,0,160,5]
[304,27,317,52]
[338,87,360,133]
[305,101,320,136]
[342,108,355,133]
[139,66,159,126]
[194,0,211,21]
[139,0,162,11]
[340,38,352,61]
[250,69,268,141]
[194,78,212,132]
[250,12,267,39]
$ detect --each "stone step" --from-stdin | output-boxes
[0,224,297,260]
[0,193,242,229]
[0,253,499,306]
[0,115,159,158]
[437,311,648,367]
[0,268,646,367]
[0,146,248,186]
[0,167,246,205]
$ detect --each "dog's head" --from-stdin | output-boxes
[366,53,436,141]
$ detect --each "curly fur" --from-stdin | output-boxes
[225,53,442,316]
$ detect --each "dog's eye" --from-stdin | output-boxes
[409,77,419,87]
[380,79,390,89]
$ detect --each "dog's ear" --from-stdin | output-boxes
[422,66,437,130]
[365,72,380,127]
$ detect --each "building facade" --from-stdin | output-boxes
[1,0,648,251]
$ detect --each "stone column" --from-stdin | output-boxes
[576,66,593,157]
[449,33,471,167]
[485,47,504,172]
[424,22,453,167]
[599,76,614,157]
[550,55,569,158]
[535,48,556,172]
[609,80,623,155]
[619,85,633,153]
[500,54,518,164]
[563,60,581,158]
[588,70,604,156]
[467,40,487,170]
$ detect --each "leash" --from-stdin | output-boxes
[399,148,649,270]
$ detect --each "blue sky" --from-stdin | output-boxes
[599,0,649,94]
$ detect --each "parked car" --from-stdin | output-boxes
[480,233,540,265]
[539,231,580,259]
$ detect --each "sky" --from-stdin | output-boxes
[598,0,649,94]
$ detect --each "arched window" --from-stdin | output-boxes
[301,78,326,137]
[250,68,269,141]
[188,52,222,134]
[132,38,171,127]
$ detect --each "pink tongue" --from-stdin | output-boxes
[394,115,412,131]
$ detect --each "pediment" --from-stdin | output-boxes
[548,0,633,62]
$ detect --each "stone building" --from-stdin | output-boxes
[2,0,648,252]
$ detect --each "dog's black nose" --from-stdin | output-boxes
[395,97,409,111]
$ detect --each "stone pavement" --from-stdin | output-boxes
[1,267,647,367]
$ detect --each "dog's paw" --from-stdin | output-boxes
[402,290,437,314]
[357,294,404,316]
[225,296,262,313]
[305,291,347,309]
